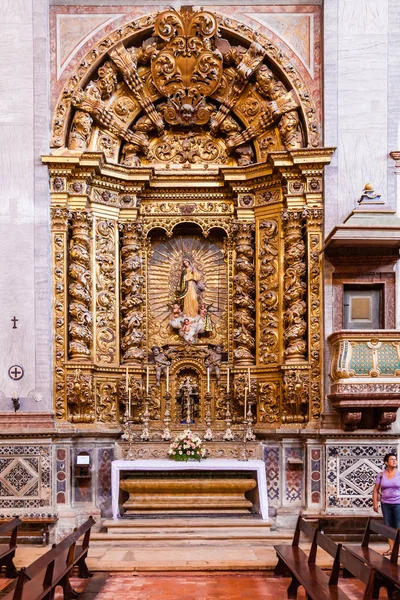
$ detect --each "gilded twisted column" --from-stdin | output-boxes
[68,210,93,360]
[232,221,255,365]
[120,222,145,364]
[51,208,70,419]
[281,210,307,362]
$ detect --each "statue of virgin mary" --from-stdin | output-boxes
[174,257,204,318]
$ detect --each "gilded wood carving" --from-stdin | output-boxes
[45,7,333,432]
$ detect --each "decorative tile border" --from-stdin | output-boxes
[326,442,398,510]
[0,445,51,509]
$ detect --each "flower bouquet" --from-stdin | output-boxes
[168,430,206,462]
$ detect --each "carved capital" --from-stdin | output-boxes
[51,208,71,231]
[282,369,309,423]
[66,370,95,423]
[304,208,323,228]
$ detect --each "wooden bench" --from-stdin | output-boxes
[0,519,21,578]
[0,517,57,547]
[274,515,376,599]
[344,517,400,599]
[1,516,95,600]
[303,513,382,542]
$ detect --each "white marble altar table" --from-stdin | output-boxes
[112,459,269,520]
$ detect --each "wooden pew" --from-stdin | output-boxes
[0,517,57,546]
[0,519,21,578]
[344,517,400,599]
[1,516,95,600]
[274,515,376,599]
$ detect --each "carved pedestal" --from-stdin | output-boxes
[120,477,256,514]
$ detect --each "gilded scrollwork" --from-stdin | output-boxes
[215,385,227,421]
[69,110,93,150]
[147,133,229,165]
[281,210,307,362]
[152,9,222,101]
[120,222,145,364]
[282,369,309,423]
[118,376,143,423]
[147,385,161,421]
[53,8,319,163]
[258,220,279,365]
[305,208,323,420]
[232,221,255,365]
[95,219,117,364]
[96,381,118,423]
[259,381,281,423]
[68,211,93,360]
[66,370,95,423]
[51,208,70,420]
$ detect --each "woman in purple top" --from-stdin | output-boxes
[373,452,400,556]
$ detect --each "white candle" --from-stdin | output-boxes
[146,366,149,394]
[166,367,169,393]
[207,367,210,393]
[244,387,248,419]
[128,388,131,418]
[13,391,17,399]
[227,367,230,393]
[125,367,128,392]
[248,367,251,389]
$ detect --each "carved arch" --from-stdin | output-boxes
[52,7,320,167]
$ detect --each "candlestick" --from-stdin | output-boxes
[248,367,251,388]
[244,387,248,420]
[140,400,150,441]
[227,367,230,394]
[146,366,149,394]
[125,367,129,392]
[203,391,213,441]
[162,391,172,441]
[224,391,234,441]
[207,367,210,393]
[128,388,131,418]
[166,367,169,393]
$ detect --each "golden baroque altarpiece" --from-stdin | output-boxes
[44,7,333,441]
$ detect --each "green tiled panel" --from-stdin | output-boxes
[349,343,373,375]
[378,344,400,375]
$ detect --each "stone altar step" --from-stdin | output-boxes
[93,517,279,543]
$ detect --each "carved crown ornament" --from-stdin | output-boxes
[51,7,320,169]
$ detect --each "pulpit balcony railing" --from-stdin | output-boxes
[328,330,400,431]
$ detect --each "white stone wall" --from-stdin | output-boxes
[324,0,391,237]
[323,0,400,426]
[0,0,52,411]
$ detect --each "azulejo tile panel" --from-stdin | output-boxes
[263,445,280,514]
[0,445,51,509]
[326,443,396,509]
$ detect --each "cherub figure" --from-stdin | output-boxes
[151,346,171,386]
[204,344,223,386]
[179,318,195,343]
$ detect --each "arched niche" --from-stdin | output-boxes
[146,222,229,352]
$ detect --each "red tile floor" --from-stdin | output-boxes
[0,572,390,599]
[49,573,391,599]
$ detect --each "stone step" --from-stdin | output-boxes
[92,520,292,543]
[103,517,272,528]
